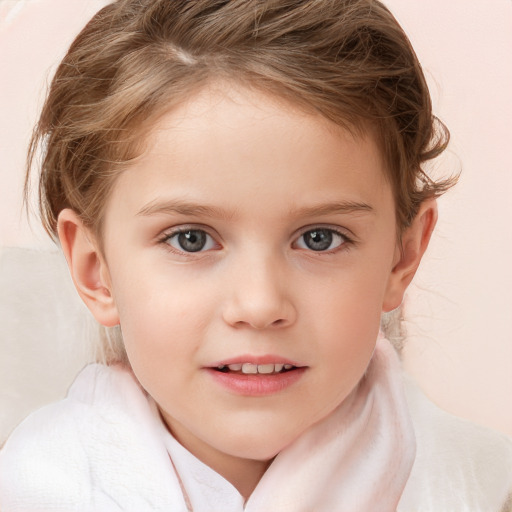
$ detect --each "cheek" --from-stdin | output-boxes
[310,258,391,321]
[304,259,391,366]
[317,291,381,363]
[113,270,229,374]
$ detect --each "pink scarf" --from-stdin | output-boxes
[157,335,416,511]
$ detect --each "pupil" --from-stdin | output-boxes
[178,230,206,252]
[304,229,332,251]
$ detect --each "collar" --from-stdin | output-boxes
[152,335,416,511]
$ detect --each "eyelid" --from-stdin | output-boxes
[292,225,355,252]
[294,224,354,242]
[157,224,222,253]
[157,223,220,240]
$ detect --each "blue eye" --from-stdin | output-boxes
[296,228,346,252]
[166,229,216,253]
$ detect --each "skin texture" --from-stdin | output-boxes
[58,83,437,499]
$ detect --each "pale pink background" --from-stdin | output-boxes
[1,0,511,437]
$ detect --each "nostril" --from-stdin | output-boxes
[222,294,297,329]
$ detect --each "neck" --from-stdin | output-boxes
[214,454,271,500]
[161,412,272,500]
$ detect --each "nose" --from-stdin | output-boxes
[222,255,297,330]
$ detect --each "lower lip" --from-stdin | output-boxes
[206,367,307,396]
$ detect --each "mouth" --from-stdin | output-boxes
[214,363,297,375]
[206,357,307,395]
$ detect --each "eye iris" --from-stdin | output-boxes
[304,229,333,251]
[178,230,207,252]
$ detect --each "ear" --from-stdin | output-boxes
[383,199,438,312]
[57,209,120,327]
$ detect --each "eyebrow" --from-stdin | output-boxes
[136,198,374,220]
[136,198,236,221]
[289,201,375,218]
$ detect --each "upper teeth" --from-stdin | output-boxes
[217,363,294,374]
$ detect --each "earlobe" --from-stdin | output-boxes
[57,209,120,327]
[383,199,438,312]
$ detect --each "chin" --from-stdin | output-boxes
[217,427,302,462]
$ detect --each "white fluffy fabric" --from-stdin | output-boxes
[0,247,404,445]
[0,336,416,511]
[1,247,511,511]
[0,247,94,444]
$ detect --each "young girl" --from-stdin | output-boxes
[1,0,511,510]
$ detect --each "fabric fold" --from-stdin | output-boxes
[240,335,415,511]
[0,335,416,511]
[153,335,416,511]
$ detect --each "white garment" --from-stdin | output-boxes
[0,337,511,511]
[153,335,416,512]
[399,376,512,512]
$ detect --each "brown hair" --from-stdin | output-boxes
[27,0,455,240]
[26,0,456,362]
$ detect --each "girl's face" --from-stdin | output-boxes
[99,84,402,471]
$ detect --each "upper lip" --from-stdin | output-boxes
[206,354,306,368]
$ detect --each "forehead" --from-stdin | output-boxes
[106,83,392,223]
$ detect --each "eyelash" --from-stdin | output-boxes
[157,226,354,255]
[294,227,353,254]
[157,226,220,255]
